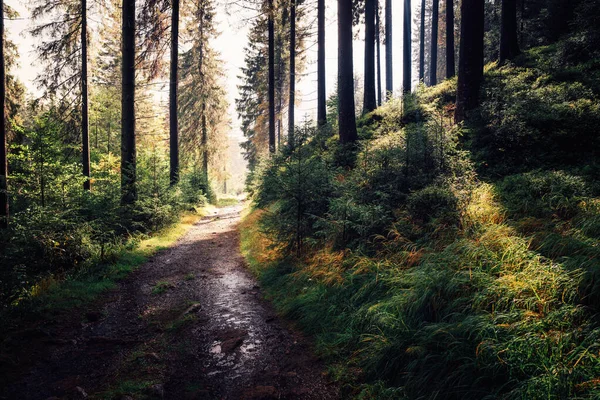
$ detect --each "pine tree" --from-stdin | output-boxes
[121,0,137,205]
[338,0,358,143]
[288,0,296,147]
[317,0,327,125]
[385,0,393,99]
[454,0,484,122]
[179,0,229,185]
[403,0,412,93]
[375,1,382,106]
[445,0,455,78]
[430,0,439,85]
[0,0,7,228]
[419,0,426,82]
[499,0,520,62]
[170,0,180,185]
[363,0,377,113]
[268,0,276,153]
[31,0,91,190]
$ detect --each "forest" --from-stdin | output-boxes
[1,0,600,399]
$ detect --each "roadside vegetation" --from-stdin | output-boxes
[241,41,600,399]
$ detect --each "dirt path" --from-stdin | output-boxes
[1,204,338,400]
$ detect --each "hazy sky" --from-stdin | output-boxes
[5,0,414,141]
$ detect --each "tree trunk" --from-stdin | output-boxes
[403,0,412,93]
[268,0,276,153]
[202,105,208,181]
[338,0,358,143]
[375,1,382,106]
[0,0,7,228]
[454,0,484,122]
[499,0,520,62]
[121,0,137,205]
[419,0,425,82]
[81,0,90,191]
[363,0,377,113]
[288,0,296,148]
[430,0,439,85]
[169,0,179,185]
[317,0,327,126]
[385,0,393,99]
[445,0,455,78]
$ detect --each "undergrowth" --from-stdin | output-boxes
[241,43,600,399]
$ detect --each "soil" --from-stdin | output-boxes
[0,204,339,400]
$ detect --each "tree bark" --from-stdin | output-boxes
[338,0,358,144]
[375,1,382,106]
[0,0,7,228]
[403,0,412,93]
[445,0,455,78]
[454,0,484,123]
[385,0,393,99]
[317,0,327,126]
[81,0,90,191]
[430,0,439,85]
[419,0,425,82]
[363,0,377,113]
[288,0,296,148]
[268,0,276,153]
[169,0,180,185]
[121,0,137,205]
[499,0,520,63]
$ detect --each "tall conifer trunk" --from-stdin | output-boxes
[419,0,425,82]
[317,0,327,126]
[454,0,484,122]
[169,0,180,185]
[499,0,520,62]
[403,0,412,93]
[363,0,377,113]
[268,0,276,153]
[338,0,358,143]
[430,0,439,85]
[121,0,137,205]
[376,1,382,106]
[385,0,393,99]
[0,0,7,228]
[445,0,455,78]
[288,0,296,147]
[81,0,90,191]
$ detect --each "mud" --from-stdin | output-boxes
[0,204,338,400]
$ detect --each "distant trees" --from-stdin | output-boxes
[455,0,484,122]
[31,0,91,191]
[499,0,520,62]
[121,0,137,205]
[338,0,358,143]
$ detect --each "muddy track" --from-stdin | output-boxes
[0,205,339,400]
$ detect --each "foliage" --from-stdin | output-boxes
[244,36,600,399]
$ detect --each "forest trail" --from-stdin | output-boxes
[1,204,338,400]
